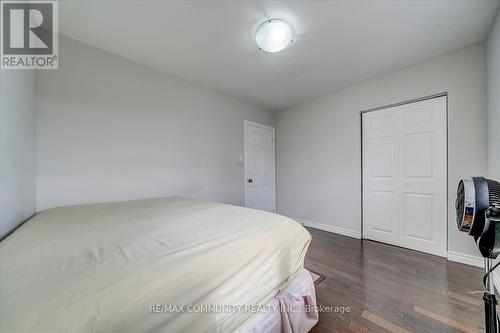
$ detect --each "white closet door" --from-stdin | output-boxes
[362,96,447,257]
[362,108,401,246]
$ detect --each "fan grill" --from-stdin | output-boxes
[487,179,500,209]
[456,180,466,230]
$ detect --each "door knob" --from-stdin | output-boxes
[247,179,253,183]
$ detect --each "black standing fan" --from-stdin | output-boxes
[456,177,500,258]
[455,176,500,333]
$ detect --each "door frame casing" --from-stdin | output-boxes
[360,93,448,257]
[243,120,276,212]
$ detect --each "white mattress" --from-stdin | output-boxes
[0,197,311,333]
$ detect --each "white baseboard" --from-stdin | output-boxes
[447,251,484,268]
[295,217,483,267]
[295,218,361,239]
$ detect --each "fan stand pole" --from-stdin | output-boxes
[484,258,498,333]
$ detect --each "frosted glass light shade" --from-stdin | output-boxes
[255,19,293,53]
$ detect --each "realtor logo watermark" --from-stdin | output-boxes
[1,0,58,69]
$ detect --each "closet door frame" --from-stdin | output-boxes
[360,93,448,257]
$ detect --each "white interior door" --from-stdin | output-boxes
[362,96,447,256]
[244,121,276,212]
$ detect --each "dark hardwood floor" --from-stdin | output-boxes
[305,227,485,333]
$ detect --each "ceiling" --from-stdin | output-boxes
[59,0,500,110]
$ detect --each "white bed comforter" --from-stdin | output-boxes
[0,198,311,333]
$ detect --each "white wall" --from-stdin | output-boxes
[0,71,36,239]
[276,43,487,262]
[487,10,500,181]
[487,9,500,292]
[35,37,273,211]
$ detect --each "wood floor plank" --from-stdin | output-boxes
[413,305,483,333]
[361,310,415,333]
[305,227,484,333]
[447,290,483,306]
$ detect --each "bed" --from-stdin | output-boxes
[0,197,317,332]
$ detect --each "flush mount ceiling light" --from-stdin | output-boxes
[255,19,293,53]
